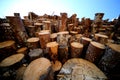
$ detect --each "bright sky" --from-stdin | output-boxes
[0,0,120,20]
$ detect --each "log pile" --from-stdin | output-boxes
[0,12,120,80]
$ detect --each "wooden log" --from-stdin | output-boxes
[80,37,92,58]
[85,41,105,64]
[42,21,51,32]
[26,37,40,50]
[99,44,120,73]
[51,60,62,72]
[38,30,50,49]
[58,46,68,64]
[17,47,28,55]
[28,49,43,61]
[70,31,78,36]
[46,42,59,61]
[50,33,57,42]
[59,13,67,31]
[15,65,27,80]
[68,24,74,32]
[70,42,83,58]
[26,26,36,37]
[95,33,108,44]
[57,58,107,80]
[6,16,28,46]
[0,40,16,61]
[23,58,54,80]
[0,54,24,67]
[34,22,43,32]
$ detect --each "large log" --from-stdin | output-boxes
[6,16,28,46]
[23,58,54,80]
[99,44,120,74]
[57,58,107,80]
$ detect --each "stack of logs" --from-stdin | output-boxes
[0,12,120,80]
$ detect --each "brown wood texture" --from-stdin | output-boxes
[51,60,62,72]
[0,40,16,61]
[57,58,107,80]
[59,13,67,31]
[85,41,105,64]
[0,54,24,67]
[71,42,83,58]
[15,65,27,80]
[46,42,59,61]
[23,58,54,80]
[58,46,68,64]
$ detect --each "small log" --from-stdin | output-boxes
[26,26,36,37]
[50,33,57,42]
[70,42,83,58]
[46,42,59,61]
[26,37,40,50]
[38,30,50,49]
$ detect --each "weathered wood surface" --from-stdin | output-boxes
[99,44,120,73]
[28,49,43,61]
[57,58,107,80]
